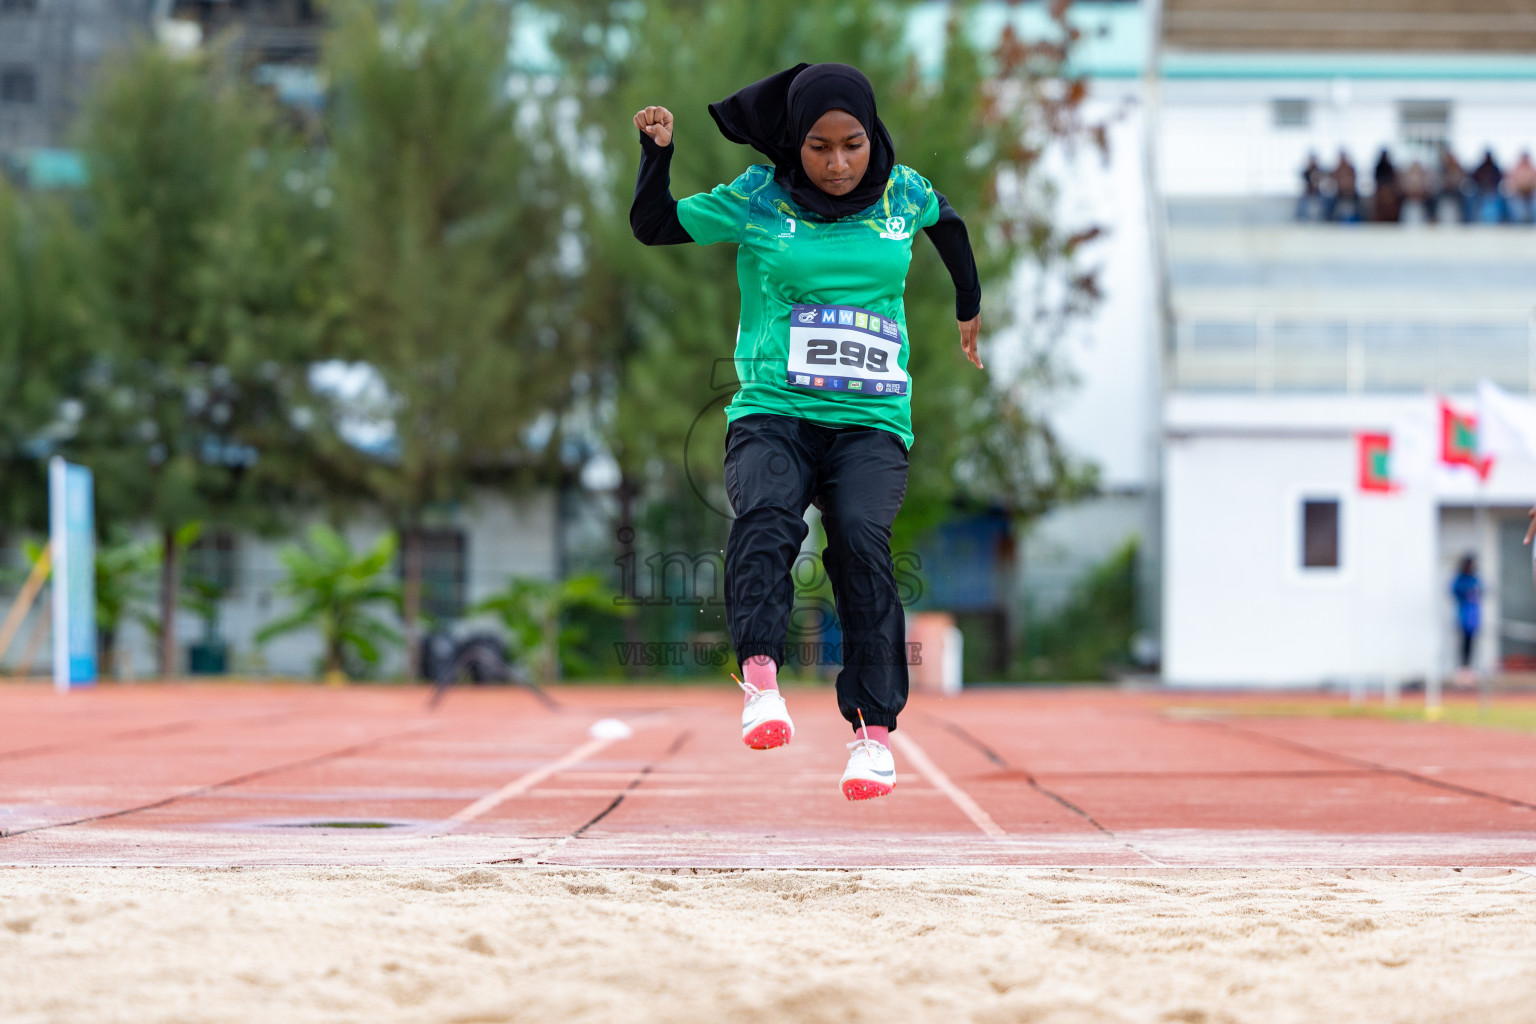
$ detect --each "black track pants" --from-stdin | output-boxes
[723,413,909,732]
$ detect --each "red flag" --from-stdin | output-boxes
[1440,400,1493,480]
[1357,432,1397,493]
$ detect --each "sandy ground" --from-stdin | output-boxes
[2,867,1535,1024]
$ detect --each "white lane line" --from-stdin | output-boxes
[892,732,1007,838]
[432,735,619,834]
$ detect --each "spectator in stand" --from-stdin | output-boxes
[1400,159,1435,224]
[1371,149,1401,223]
[1439,149,1471,223]
[1296,152,1325,221]
[1471,149,1504,222]
[1507,150,1536,224]
[1328,149,1360,222]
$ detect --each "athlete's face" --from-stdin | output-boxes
[800,109,870,197]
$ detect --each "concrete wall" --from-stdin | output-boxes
[1164,395,1440,685]
[1039,86,1162,492]
[1008,85,1163,649]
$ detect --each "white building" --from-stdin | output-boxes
[955,0,1536,684]
[1151,0,1536,685]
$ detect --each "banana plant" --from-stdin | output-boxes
[472,573,628,682]
[93,532,161,677]
[255,525,402,682]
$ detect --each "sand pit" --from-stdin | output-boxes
[2,867,1534,1023]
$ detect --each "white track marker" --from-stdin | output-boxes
[892,732,1006,838]
[433,731,621,835]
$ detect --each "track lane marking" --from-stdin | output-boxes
[892,732,1007,838]
[916,712,1165,866]
[1201,718,1536,813]
[433,736,618,833]
[0,726,430,839]
[430,713,670,835]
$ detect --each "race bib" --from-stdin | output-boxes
[785,304,908,396]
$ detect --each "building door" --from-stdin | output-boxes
[1497,517,1536,669]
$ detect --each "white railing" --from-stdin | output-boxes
[1172,309,1536,394]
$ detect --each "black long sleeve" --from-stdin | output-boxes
[923,192,982,321]
[630,133,694,245]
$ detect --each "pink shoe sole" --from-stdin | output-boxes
[842,779,895,801]
[743,720,792,750]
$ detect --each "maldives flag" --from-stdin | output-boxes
[1357,432,1397,493]
[1440,399,1494,480]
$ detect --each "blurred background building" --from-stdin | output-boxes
[922,0,1536,687]
[0,0,153,185]
[1150,0,1536,685]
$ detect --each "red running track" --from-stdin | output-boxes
[2,683,1535,868]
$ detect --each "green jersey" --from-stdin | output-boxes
[677,164,942,450]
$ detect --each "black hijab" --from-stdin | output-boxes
[707,62,896,221]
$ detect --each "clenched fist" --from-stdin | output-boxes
[633,105,673,147]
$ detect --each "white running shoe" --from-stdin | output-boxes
[841,737,896,800]
[738,679,794,750]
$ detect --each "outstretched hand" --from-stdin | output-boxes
[633,105,674,147]
[958,315,983,370]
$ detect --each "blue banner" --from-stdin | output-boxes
[49,457,96,689]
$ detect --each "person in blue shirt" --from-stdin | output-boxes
[1451,554,1481,670]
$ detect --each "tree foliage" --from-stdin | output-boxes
[0,1,1109,681]
[549,0,1103,559]
[0,182,85,537]
[1017,537,1137,681]
[67,44,336,673]
[322,0,592,670]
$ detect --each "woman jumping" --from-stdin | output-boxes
[630,63,982,800]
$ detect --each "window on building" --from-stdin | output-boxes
[1301,499,1340,569]
[0,68,36,105]
[1271,99,1311,129]
[1399,100,1451,163]
[184,532,240,593]
[401,529,467,620]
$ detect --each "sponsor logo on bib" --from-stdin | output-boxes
[785,304,908,398]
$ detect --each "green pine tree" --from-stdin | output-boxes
[551,0,1102,570]
[69,44,337,676]
[0,181,86,543]
[323,0,590,674]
